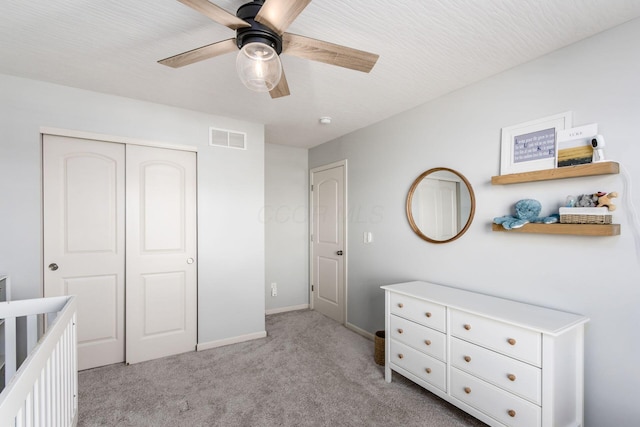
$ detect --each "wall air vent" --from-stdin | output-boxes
[209,127,247,150]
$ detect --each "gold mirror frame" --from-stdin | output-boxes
[406,167,476,244]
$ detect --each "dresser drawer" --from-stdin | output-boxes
[451,310,541,367]
[390,315,446,361]
[389,340,446,392]
[451,337,541,404]
[390,293,446,332]
[451,368,541,427]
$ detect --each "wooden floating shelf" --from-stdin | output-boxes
[491,162,619,185]
[492,223,620,236]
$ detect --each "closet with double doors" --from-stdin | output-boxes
[42,133,197,370]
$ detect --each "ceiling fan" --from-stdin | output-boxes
[158,0,379,98]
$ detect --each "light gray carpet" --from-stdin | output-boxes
[78,309,487,426]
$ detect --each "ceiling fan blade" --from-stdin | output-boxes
[178,0,250,30]
[255,0,311,34]
[158,38,237,68]
[270,70,290,98]
[282,33,379,73]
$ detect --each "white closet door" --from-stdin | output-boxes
[43,135,125,370]
[125,145,197,364]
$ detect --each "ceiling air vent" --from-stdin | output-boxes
[209,127,247,150]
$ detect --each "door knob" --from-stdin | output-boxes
[187,258,194,264]
[336,251,343,256]
[48,263,59,271]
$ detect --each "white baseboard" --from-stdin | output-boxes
[265,304,309,315]
[196,331,267,351]
[346,322,375,341]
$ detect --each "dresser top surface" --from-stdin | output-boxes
[382,281,589,336]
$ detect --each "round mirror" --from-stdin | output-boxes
[406,167,475,243]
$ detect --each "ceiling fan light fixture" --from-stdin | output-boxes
[160,0,378,99]
[236,42,282,92]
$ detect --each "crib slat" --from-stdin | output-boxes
[15,405,24,427]
[26,314,38,354]
[63,326,71,425]
[45,358,52,426]
[53,349,60,427]
[24,390,33,427]
[5,316,17,383]
[71,315,78,417]
[61,330,67,425]
[33,375,42,427]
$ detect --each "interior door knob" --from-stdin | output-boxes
[48,263,59,271]
[187,258,194,264]
[336,251,343,256]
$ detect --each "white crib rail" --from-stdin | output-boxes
[0,296,77,427]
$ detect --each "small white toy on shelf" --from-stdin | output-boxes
[591,134,606,162]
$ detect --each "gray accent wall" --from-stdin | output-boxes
[265,143,309,311]
[0,74,266,344]
[309,18,640,427]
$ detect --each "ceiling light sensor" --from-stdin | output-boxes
[235,1,283,92]
[319,117,332,125]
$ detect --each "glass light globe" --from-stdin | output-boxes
[236,42,282,92]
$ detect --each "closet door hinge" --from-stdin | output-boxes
[311,285,314,292]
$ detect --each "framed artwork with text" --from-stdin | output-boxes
[500,111,573,175]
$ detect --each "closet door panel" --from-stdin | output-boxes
[125,144,197,364]
[43,135,125,370]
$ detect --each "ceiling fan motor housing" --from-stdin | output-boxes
[236,1,283,54]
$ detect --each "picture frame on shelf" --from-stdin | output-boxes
[500,111,573,175]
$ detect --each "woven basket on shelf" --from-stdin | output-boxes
[560,214,612,224]
[374,330,385,366]
[559,207,611,224]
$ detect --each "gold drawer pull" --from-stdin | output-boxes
[507,338,516,345]
[424,339,431,346]
[398,353,404,359]
[463,324,471,331]
[463,387,471,394]
[397,328,404,334]
[463,356,471,363]
[508,410,516,417]
[507,373,516,381]
[425,312,432,318]
[425,368,432,374]
[398,303,404,308]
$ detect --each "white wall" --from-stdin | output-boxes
[264,143,309,312]
[309,18,640,426]
[0,74,265,345]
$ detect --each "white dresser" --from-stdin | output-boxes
[382,281,588,427]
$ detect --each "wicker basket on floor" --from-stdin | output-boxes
[374,330,385,366]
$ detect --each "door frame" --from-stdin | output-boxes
[309,160,347,324]
[40,127,198,153]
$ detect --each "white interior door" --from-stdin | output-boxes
[43,135,125,370]
[125,145,197,364]
[418,178,458,241]
[311,163,345,324]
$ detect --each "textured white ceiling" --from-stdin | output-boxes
[2,0,640,148]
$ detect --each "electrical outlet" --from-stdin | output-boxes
[271,282,277,297]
